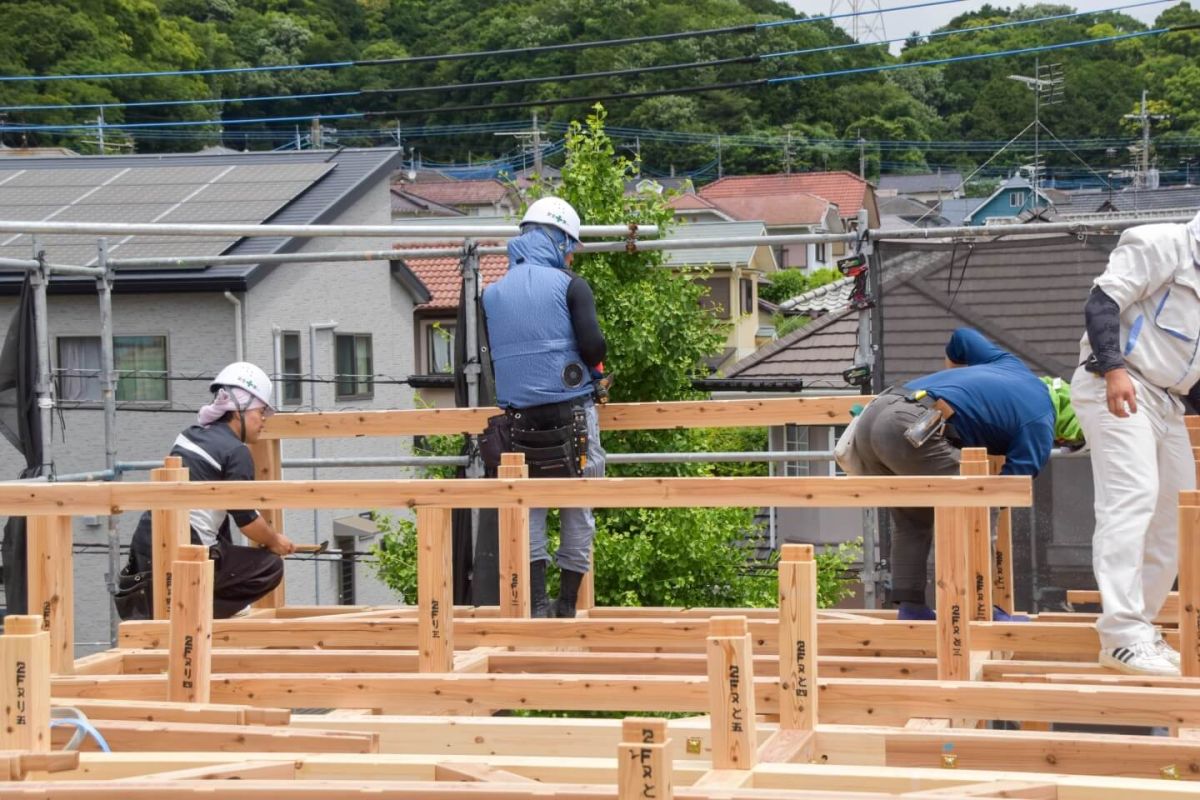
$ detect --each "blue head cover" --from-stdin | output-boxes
[508,224,574,271]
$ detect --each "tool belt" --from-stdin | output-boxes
[481,399,589,479]
[892,387,962,448]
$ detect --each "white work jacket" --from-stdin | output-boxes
[1080,223,1200,395]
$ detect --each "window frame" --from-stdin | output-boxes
[281,331,303,407]
[422,319,457,375]
[334,333,375,401]
[54,334,170,405]
[814,242,827,263]
[1009,191,1024,208]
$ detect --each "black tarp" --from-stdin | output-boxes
[451,256,499,605]
[0,274,43,616]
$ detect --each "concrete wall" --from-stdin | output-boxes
[0,175,423,654]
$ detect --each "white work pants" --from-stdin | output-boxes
[1072,366,1195,650]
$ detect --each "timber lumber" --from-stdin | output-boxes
[47,718,378,753]
[616,718,672,800]
[1066,589,1179,619]
[48,672,1200,727]
[50,698,288,726]
[124,761,298,781]
[26,514,74,674]
[258,396,869,439]
[0,751,77,780]
[115,617,1108,659]
[118,649,423,674]
[0,474,1032,516]
[149,457,190,620]
[0,615,51,752]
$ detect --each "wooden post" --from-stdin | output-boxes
[151,456,190,620]
[618,717,673,800]
[26,515,73,675]
[993,507,1015,616]
[706,615,757,770]
[498,453,530,618]
[167,545,214,703]
[578,547,595,613]
[0,616,51,752]
[417,507,454,672]
[248,439,286,610]
[934,506,972,681]
[960,448,993,623]
[1180,502,1200,678]
[778,544,817,731]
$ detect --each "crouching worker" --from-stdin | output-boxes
[124,362,296,618]
[835,328,1055,621]
[482,197,606,619]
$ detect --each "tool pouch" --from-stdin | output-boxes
[508,402,584,478]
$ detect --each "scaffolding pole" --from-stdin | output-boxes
[95,239,120,645]
[30,240,53,479]
[0,220,656,240]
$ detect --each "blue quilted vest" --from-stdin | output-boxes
[483,229,592,409]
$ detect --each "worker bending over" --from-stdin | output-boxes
[124,362,295,618]
[1073,211,1200,676]
[836,328,1055,621]
[483,197,607,619]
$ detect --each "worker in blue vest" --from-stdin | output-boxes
[836,328,1055,621]
[483,197,607,618]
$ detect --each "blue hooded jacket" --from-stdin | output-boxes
[482,228,592,408]
[905,328,1055,476]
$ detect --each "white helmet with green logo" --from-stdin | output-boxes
[521,196,582,243]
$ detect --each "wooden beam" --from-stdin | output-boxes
[124,760,297,781]
[0,750,78,780]
[993,508,1015,615]
[756,730,815,764]
[167,545,213,703]
[903,781,1058,798]
[434,762,540,782]
[777,544,817,731]
[51,697,288,726]
[150,457,190,620]
[0,615,50,752]
[418,507,454,672]
[248,438,285,610]
[498,454,530,618]
[935,507,972,681]
[1182,502,1200,678]
[706,616,757,770]
[259,397,869,440]
[960,449,993,623]
[49,719,378,753]
[0,475,1034,516]
[617,718,672,800]
[26,514,74,674]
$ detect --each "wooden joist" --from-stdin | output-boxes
[48,718,378,753]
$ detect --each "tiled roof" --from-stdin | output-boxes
[661,221,774,269]
[669,193,723,211]
[877,172,964,194]
[401,244,508,311]
[399,179,512,207]
[699,172,870,219]
[1097,186,1200,213]
[778,276,855,314]
[724,308,860,390]
[701,193,833,227]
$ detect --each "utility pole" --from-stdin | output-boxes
[310,116,323,149]
[96,109,105,155]
[858,131,866,179]
[783,131,793,174]
[494,112,546,176]
[717,135,723,178]
[532,111,543,175]
[1124,89,1168,189]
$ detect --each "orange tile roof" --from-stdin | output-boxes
[401,243,508,311]
[396,179,512,208]
[698,172,869,218]
[707,193,832,227]
[669,193,722,211]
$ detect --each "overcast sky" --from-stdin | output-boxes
[788,0,1170,53]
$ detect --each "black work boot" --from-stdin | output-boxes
[554,569,585,619]
[530,560,551,618]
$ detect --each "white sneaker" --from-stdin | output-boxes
[1154,636,1182,669]
[1099,642,1180,676]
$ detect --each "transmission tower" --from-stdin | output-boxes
[828,0,887,43]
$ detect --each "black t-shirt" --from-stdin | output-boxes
[168,424,260,545]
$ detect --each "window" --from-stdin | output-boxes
[814,243,827,264]
[783,424,810,477]
[739,278,755,316]
[426,322,456,374]
[282,332,302,406]
[829,425,848,476]
[56,335,168,402]
[1009,191,1024,208]
[335,333,374,399]
[698,277,731,320]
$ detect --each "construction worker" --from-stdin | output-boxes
[123,362,295,619]
[1072,212,1200,677]
[836,328,1055,621]
[482,196,606,618]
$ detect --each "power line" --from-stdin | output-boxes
[0,0,964,85]
[0,1,1167,117]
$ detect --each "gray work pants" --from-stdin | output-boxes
[529,401,606,574]
[854,391,962,605]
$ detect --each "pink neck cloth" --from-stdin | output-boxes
[198,387,267,427]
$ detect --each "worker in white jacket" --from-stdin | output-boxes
[1072,210,1200,676]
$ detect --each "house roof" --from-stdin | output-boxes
[725,235,1118,389]
[391,188,465,217]
[877,171,964,195]
[964,175,1054,223]
[398,179,513,208]
[698,172,873,221]
[1093,185,1200,214]
[878,194,949,228]
[0,148,402,294]
[402,245,508,312]
[661,221,776,270]
[696,193,835,228]
[778,276,856,315]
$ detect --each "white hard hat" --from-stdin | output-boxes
[521,196,582,243]
[210,362,274,411]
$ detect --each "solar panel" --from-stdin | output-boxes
[0,161,335,271]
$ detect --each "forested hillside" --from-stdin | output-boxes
[1,0,1197,180]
